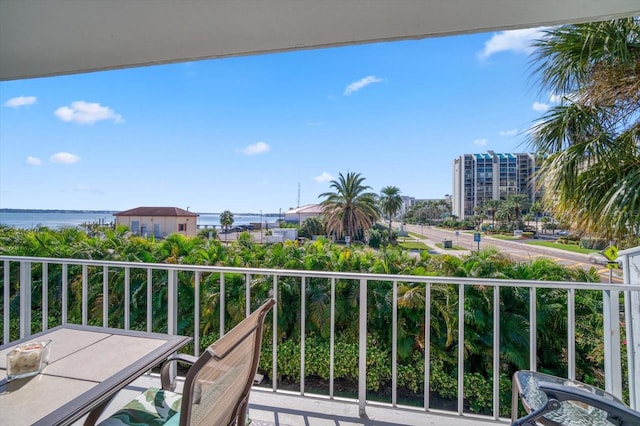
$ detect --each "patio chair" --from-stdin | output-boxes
[511,370,640,426]
[98,298,276,426]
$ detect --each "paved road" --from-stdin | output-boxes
[400,223,623,283]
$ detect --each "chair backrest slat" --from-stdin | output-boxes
[180,298,275,426]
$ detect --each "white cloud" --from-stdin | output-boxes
[4,96,37,108]
[499,129,518,137]
[473,138,488,146]
[54,101,124,124]
[50,152,80,164]
[479,27,546,59]
[344,76,383,95]
[240,141,270,156]
[532,101,550,112]
[314,172,334,183]
[25,156,42,166]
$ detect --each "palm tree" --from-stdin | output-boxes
[483,199,502,230]
[529,202,543,233]
[528,17,640,238]
[505,194,531,228]
[378,185,403,234]
[319,171,380,242]
[219,210,234,242]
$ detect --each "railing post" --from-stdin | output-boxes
[124,267,130,330]
[42,263,48,331]
[82,264,88,325]
[19,261,32,338]
[300,276,306,395]
[168,269,178,335]
[392,280,398,407]
[493,284,500,419]
[458,284,464,415]
[619,246,640,410]
[4,260,10,344]
[272,275,278,392]
[62,263,68,324]
[358,278,367,416]
[529,287,537,371]
[194,271,200,357]
[603,289,622,397]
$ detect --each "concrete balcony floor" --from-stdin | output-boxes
[77,374,508,426]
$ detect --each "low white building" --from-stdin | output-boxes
[283,204,324,225]
[114,207,199,238]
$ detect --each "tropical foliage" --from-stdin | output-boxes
[378,185,403,233]
[528,17,640,239]
[0,225,619,416]
[319,172,380,241]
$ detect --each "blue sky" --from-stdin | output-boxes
[0,27,557,214]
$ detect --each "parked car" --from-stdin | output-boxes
[557,230,569,236]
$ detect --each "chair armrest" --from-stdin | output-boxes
[161,353,198,391]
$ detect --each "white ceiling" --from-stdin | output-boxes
[1,0,639,81]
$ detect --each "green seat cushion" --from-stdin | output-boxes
[98,387,182,425]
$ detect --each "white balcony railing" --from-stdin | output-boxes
[1,255,639,421]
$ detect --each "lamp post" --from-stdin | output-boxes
[260,209,263,243]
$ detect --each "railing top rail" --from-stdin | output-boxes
[1,255,638,292]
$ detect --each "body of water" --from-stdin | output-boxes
[0,211,276,230]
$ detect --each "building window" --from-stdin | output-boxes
[179,223,186,232]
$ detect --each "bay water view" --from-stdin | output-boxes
[0,210,270,230]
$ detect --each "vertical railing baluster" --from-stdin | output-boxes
[603,288,622,397]
[220,273,225,337]
[300,276,306,395]
[529,287,537,371]
[146,268,152,332]
[124,267,130,330]
[458,284,464,415]
[330,277,335,399]
[493,284,500,419]
[20,261,32,338]
[103,266,109,327]
[194,271,200,357]
[82,264,88,325]
[272,275,278,392]
[62,263,68,324]
[358,278,367,416]
[4,260,10,344]
[167,268,178,381]
[245,273,251,317]
[168,269,177,335]
[424,282,431,411]
[392,280,398,407]
[42,262,48,331]
[567,288,576,380]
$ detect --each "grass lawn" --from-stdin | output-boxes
[399,241,432,250]
[527,240,596,254]
[490,234,526,241]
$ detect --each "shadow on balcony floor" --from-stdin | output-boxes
[80,374,508,426]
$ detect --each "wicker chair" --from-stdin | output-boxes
[99,298,276,426]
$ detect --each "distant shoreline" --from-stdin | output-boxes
[0,208,282,216]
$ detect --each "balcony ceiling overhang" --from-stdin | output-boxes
[1,0,639,81]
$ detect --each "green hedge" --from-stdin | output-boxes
[258,336,513,416]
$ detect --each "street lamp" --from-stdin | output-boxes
[260,209,263,243]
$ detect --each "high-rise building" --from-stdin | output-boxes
[452,151,540,220]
